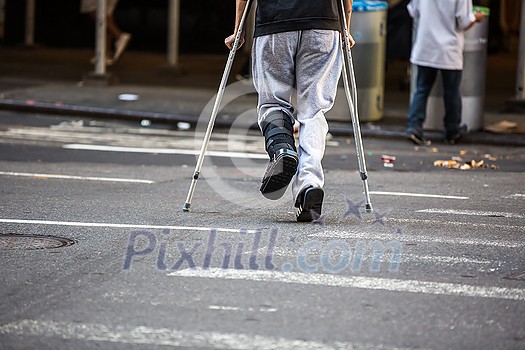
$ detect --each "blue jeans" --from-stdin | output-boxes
[407,66,462,139]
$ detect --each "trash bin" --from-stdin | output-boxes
[418,6,490,132]
[328,0,388,123]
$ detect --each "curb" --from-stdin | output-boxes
[0,98,197,125]
[329,124,525,147]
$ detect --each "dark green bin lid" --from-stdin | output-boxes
[473,6,490,16]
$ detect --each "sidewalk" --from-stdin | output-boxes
[0,47,523,146]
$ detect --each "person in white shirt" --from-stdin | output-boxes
[406,0,484,145]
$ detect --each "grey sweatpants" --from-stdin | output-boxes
[252,29,342,202]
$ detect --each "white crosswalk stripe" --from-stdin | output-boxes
[169,268,525,301]
[0,319,414,350]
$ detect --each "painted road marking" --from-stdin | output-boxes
[63,144,268,160]
[169,268,525,301]
[208,305,243,312]
[208,305,278,313]
[2,126,263,141]
[0,171,154,184]
[0,217,521,247]
[0,218,258,234]
[252,247,492,265]
[401,254,492,265]
[311,228,524,248]
[370,191,469,200]
[385,217,524,231]
[417,208,524,219]
[0,319,411,350]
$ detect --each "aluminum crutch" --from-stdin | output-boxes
[337,0,373,213]
[183,0,254,212]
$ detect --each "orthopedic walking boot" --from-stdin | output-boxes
[260,110,298,200]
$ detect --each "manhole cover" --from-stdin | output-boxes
[0,234,75,250]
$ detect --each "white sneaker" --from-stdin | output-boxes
[113,33,131,63]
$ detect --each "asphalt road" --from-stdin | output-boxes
[0,111,524,350]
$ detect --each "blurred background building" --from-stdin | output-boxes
[0,0,520,55]
[0,0,235,54]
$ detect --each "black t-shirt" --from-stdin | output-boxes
[254,0,341,37]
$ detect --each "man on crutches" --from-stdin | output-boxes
[225,0,356,222]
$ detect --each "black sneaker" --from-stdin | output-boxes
[445,124,468,145]
[407,130,431,146]
[295,187,324,222]
[260,148,298,200]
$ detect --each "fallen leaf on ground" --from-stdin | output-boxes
[434,160,457,167]
[484,120,522,134]
[484,154,497,161]
[434,158,496,170]
[471,159,484,168]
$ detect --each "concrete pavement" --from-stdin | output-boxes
[0,46,523,146]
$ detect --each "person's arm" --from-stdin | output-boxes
[224,0,248,50]
[406,0,419,19]
[464,11,484,31]
[344,0,356,47]
[458,0,484,31]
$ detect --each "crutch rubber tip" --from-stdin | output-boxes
[182,202,191,212]
[365,203,373,213]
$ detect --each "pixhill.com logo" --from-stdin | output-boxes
[123,226,402,274]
